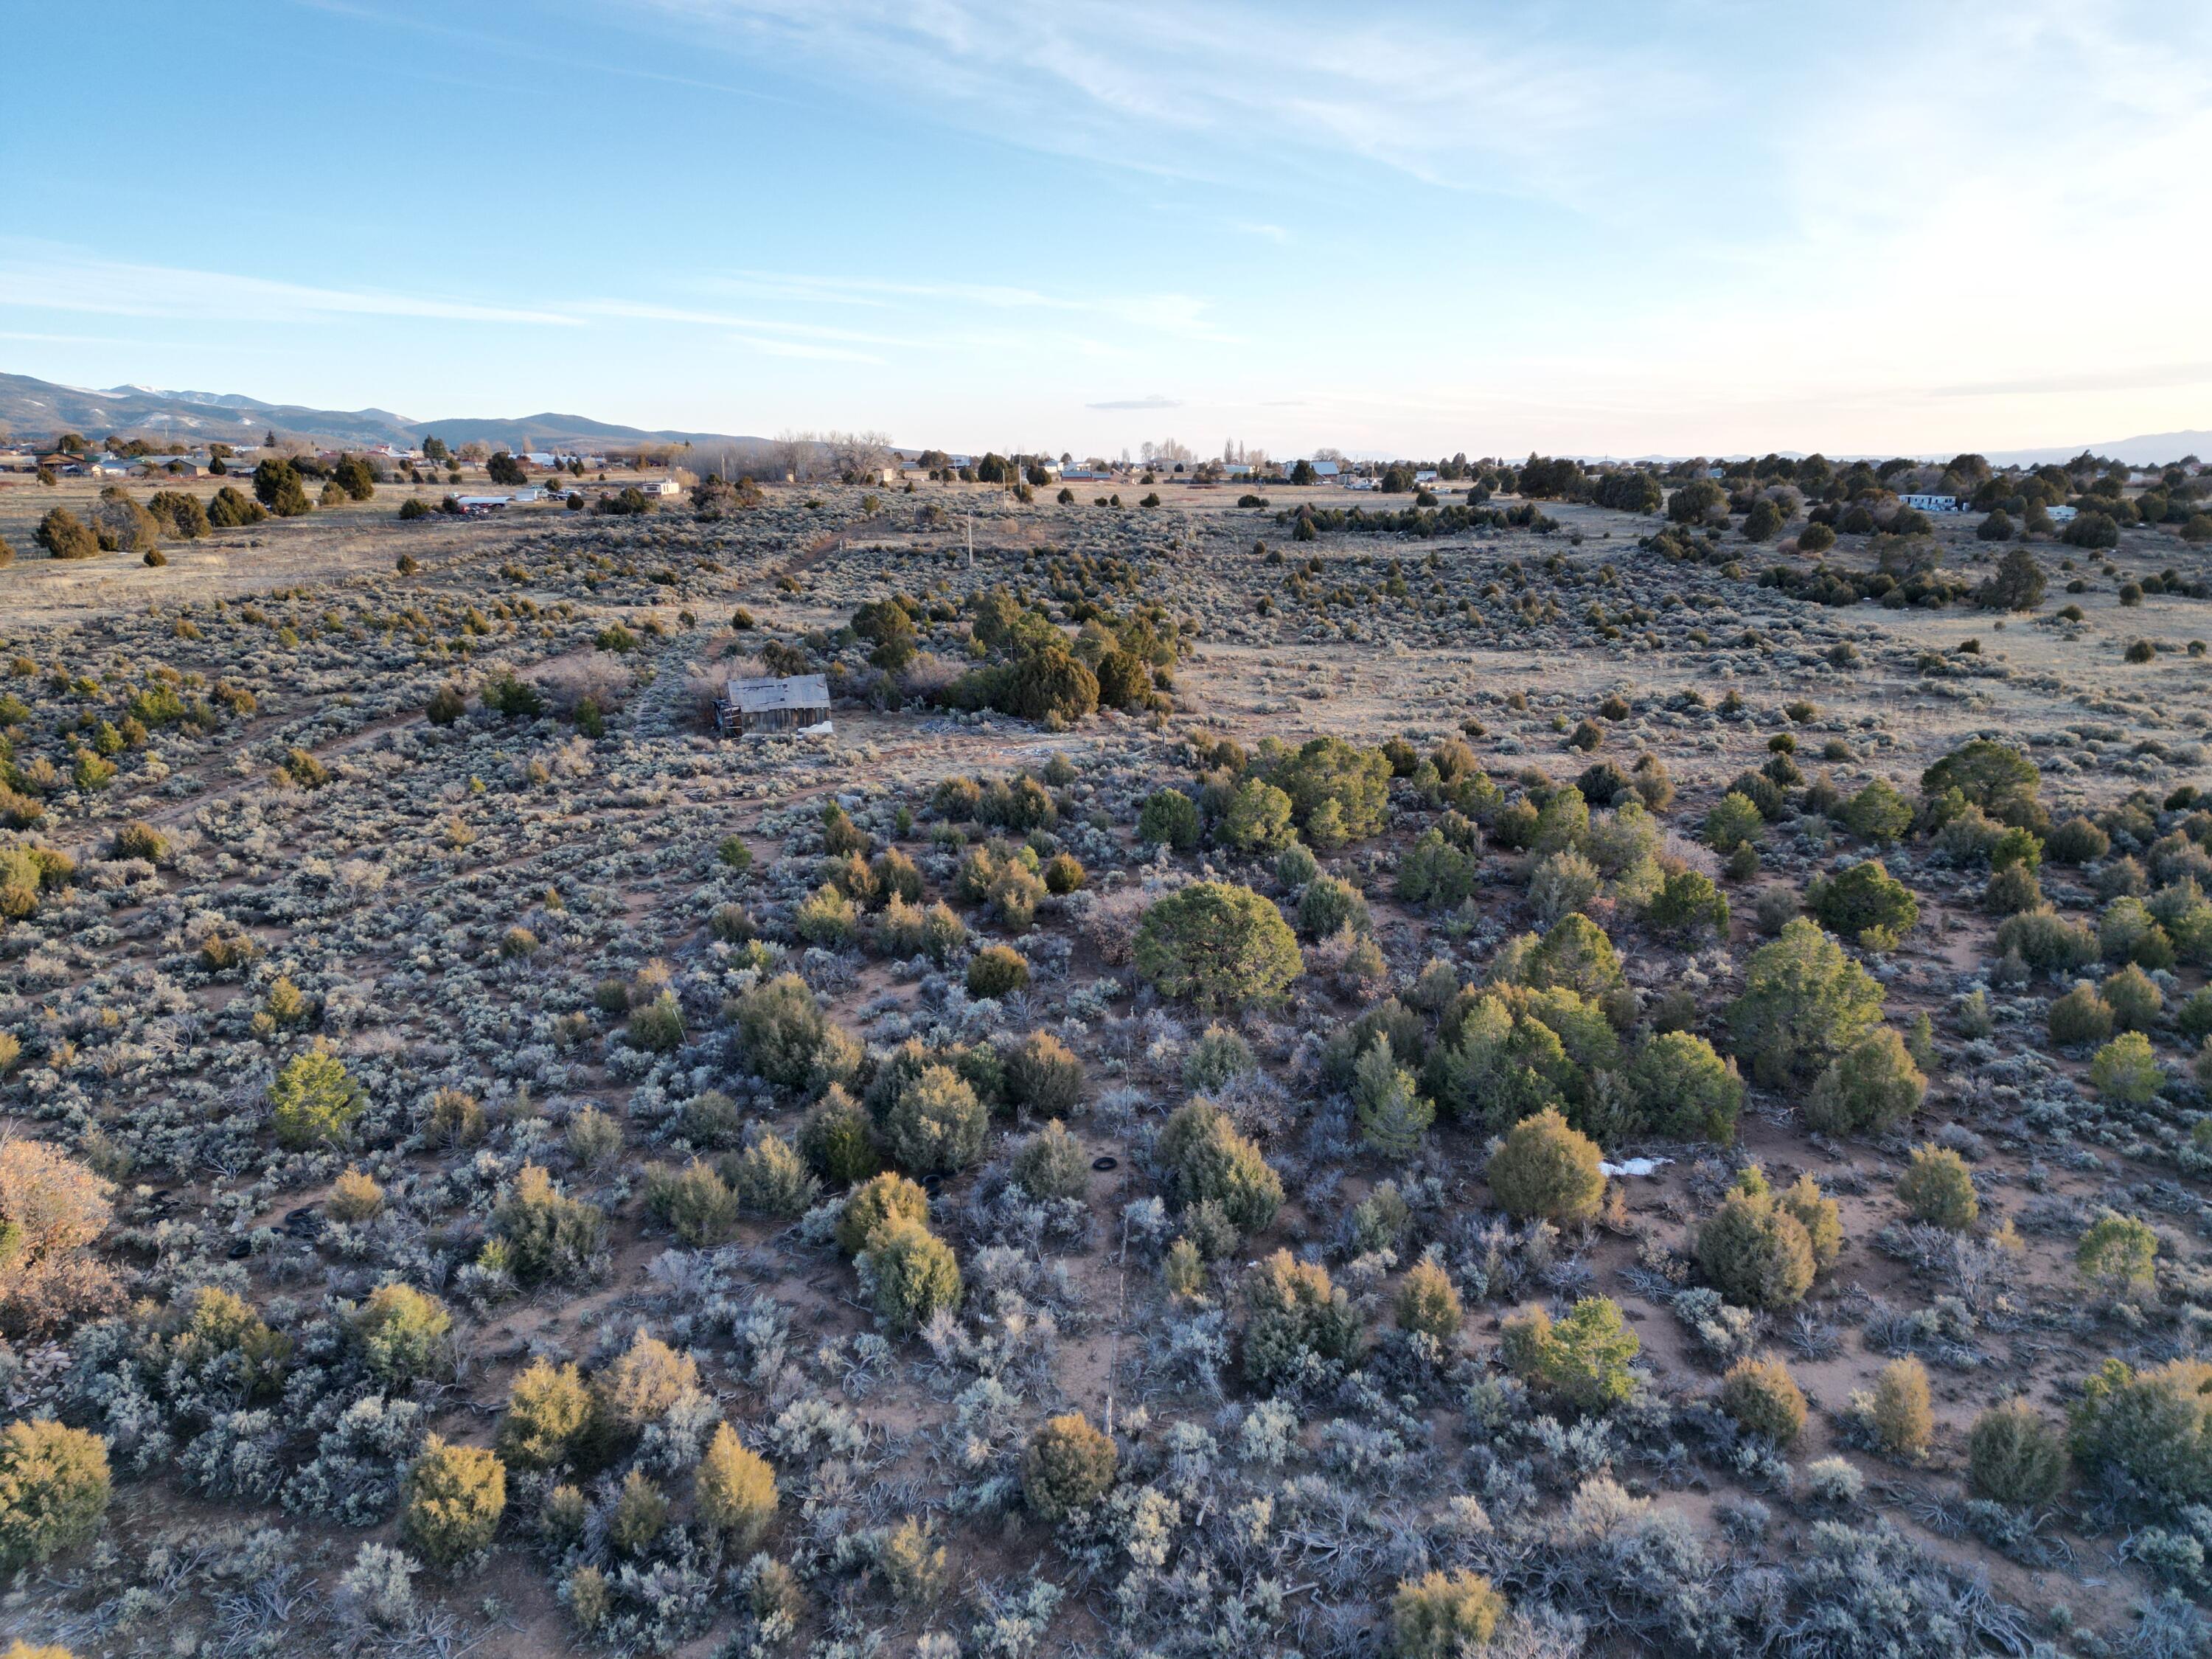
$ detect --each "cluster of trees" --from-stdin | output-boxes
[1275,500,1555,542]
[29,483,266,563]
[767,429,894,482]
[829,585,1183,726]
[691,473,763,518]
[1532,448,2210,554]
[226,453,382,516]
[1643,524,1974,610]
[1121,732,2182,1166]
[1138,734,1395,863]
[1093,719,2212,1545]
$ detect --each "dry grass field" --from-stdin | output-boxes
[1,463,2211,1659]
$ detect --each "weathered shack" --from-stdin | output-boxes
[718,673,832,737]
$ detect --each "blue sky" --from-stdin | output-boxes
[2,1,2208,459]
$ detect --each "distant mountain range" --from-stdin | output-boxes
[3,369,2202,470]
[1982,431,2211,468]
[0,372,773,456]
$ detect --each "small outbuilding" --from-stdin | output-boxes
[718,673,832,737]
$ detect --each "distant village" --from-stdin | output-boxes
[1,425,2202,527]
[0,432,692,518]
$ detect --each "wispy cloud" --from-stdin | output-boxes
[0,329,144,347]
[297,0,813,108]
[0,245,575,326]
[580,291,1137,362]
[1935,363,2212,400]
[574,298,902,347]
[1087,394,1180,411]
[712,271,1078,312]
[727,335,883,364]
[0,249,1177,364]
[703,270,1229,340]
[1229,221,1290,244]
[636,0,1691,200]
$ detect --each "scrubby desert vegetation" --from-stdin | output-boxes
[2,448,2212,1658]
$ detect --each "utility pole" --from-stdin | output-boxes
[966,513,973,568]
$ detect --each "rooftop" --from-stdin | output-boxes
[726,673,830,712]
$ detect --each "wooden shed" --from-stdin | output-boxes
[717,673,832,737]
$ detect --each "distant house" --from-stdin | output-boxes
[2048,504,2079,523]
[1310,459,1340,478]
[717,673,832,738]
[88,456,136,478]
[1414,469,1439,484]
[641,477,681,498]
[511,487,546,502]
[524,452,558,468]
[1900,493,1964,513]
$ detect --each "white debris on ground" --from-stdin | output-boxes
[1601,1157,1673,1178]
